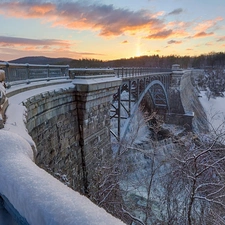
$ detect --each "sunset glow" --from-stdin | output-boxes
[0,0,224,61]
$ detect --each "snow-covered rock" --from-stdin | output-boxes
[0,130,125,225]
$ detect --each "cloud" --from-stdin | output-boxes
[151,11,165,18]
[217,36,225,42]
[0,0,165,37]
[0,36,70,47]
[193,31,214,38]
[145,29,173,39]
[167,40,182,44]
[194,17,224,33]
[0,35,107,60]
[167,8,183,16]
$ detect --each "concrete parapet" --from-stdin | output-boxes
[0,70,5,82]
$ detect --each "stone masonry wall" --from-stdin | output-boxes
[23,74,122,196]
[74,86,117,195]
[24,87,85,192]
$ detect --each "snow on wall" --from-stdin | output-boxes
[0,82,125,225]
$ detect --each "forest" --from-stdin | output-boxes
[8,52,225,70]
[68,52,225,69]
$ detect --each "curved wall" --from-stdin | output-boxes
[22,74,122,196]
[23,87,84,191]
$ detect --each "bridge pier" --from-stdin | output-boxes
[166,70,194,130]
[168,70,185,114]
[71,69,121,194]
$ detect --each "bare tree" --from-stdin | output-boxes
[87,107,225,225]
[171,131,225,225]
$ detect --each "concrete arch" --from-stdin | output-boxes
[120,80,169,143]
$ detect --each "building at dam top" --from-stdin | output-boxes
[0,64,192,224]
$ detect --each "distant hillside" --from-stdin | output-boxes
[3,52,225,69]
[9,56,73,65]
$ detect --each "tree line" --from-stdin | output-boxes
[68,52,225,69]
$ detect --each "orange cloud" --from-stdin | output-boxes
[0,1,165,37]
[165,21,191,38]
[193,32,214,38]
[0,1,55,18]
[151,11,165,18]
[194,17,224,32]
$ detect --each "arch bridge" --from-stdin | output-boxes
[111,68,171,142]
[0,62,188,225]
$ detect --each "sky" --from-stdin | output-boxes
[0,0,225,61]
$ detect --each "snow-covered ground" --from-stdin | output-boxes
[199,91,225,137]
[0,81,125,225]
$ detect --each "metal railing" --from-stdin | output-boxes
[0,63,172,87]
[113,67,172,78]
[0,62,69,87]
